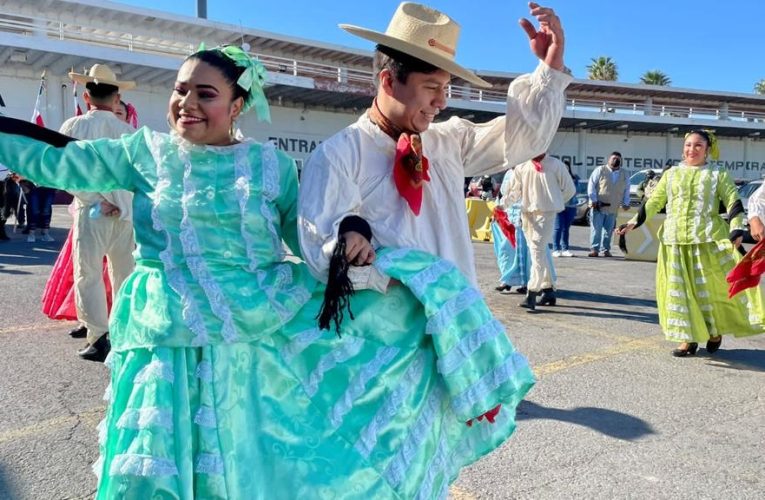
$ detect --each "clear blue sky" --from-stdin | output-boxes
[115,0,765,94]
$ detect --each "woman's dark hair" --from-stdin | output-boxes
[185,48,247,103]
[686,129,711,146]
[374,44,440,85]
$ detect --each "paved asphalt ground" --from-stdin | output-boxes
[0,207,763,500]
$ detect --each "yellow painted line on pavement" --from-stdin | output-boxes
[0,406,104,445]
[535,335,664,378]
[448,485,478,499]
[0,321,70,335]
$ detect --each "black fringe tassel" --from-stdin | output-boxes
[317,237,355,337]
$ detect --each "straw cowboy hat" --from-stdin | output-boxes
[68,64,136,90]
[340,2,490,88]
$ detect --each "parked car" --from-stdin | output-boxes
[629,169,663,206]
[466,173,502,199]
[572,179,590,225]
[738,179,762,243]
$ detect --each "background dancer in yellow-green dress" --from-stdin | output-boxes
[619,130,765,356]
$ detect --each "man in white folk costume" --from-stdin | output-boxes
[59,64,136,362]
[298,1,572,290]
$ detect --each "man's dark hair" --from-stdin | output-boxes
[610,151,622,157]
[373,44,441,86]
[185,48,248,103]
[85,82,119,100]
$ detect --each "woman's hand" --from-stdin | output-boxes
[617,223,635,236]
[342,231,375,266]
[750,216,765,242]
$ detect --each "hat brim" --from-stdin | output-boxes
[68,72,136,91]
[340,24,491,89]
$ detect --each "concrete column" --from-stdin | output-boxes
[577,128,588,178]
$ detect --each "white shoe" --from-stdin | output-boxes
[562,250,574,257]
[41,233,54,242]
[26,234,36,243]
[552,251,561,258]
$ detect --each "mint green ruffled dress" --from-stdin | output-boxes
[0,128,535,499]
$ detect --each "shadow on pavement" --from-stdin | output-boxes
[0,464,18,500]
[516,400,655,441]
[703,349,765,373]
[0,227,66,268]
[534,304,659,324]
[557,289,656,308]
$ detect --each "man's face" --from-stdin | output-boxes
[385,69,450,133]
[608,155,622,170]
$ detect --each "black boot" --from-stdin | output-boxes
[78,334,110,362]
[537,288,556,306]
[0,221,9,241]
[519,291,538,311]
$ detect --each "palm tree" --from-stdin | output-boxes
[586,56,618,81]
[640,70,671,86]
[755,79,765,94]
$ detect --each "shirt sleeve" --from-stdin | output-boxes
[716,170,744,231]
[0,130,136,192]
[298,139,390,293]
[587,168,600,203]
[437,62,571,177]
[630,172,668,226]
[560,164,576,202]
[503,63,572,169]
[748,182,765,223]
[274,149,302,257]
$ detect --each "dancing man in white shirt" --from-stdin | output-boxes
[298,1,572,290]
[58,64,136,362]
[505,153,575,310]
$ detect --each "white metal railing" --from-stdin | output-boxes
[2,13,765,122]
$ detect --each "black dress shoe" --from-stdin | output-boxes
[68,325,87,339]
[519,291,538,311]
[494,284,512,292]
[537,288,557,306]
[516,286,527,295]
[706,336,722,353]
[78,334,110,362]
[671,342,698,357]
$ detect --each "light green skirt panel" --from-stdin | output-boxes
[656,240,765,343]
[95,248,535,499]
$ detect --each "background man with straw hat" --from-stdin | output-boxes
[58,63,136,362]
[299,2,572,291]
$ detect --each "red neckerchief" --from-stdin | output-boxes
[532,153,546,172]
[727,239,765,298]
[368,99,431,215]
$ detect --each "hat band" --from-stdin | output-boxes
[427,38,455,56]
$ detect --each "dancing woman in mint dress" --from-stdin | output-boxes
[0,46,534,499]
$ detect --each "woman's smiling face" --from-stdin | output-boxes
[169,59,243,146]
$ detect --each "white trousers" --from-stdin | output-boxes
[72,209,135,343]
[521,211,556,292]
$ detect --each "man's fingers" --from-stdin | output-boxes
[518,18,537,40]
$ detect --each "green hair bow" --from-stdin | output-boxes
[195,43,271,122]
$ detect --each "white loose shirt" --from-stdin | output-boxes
[748,182,765,223]
[59,109,135,221]
[299,62,572,292]
[505,155,576,213]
